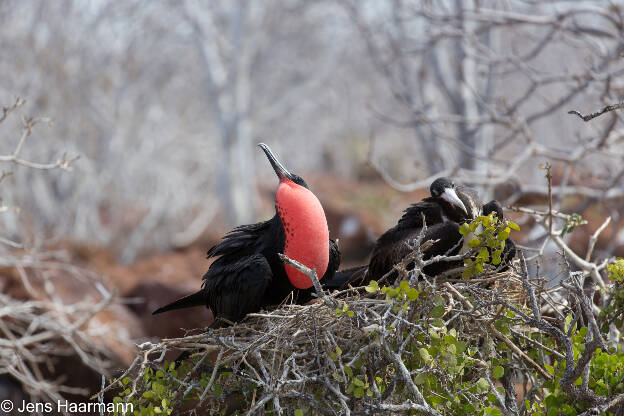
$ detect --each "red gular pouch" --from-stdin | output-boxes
[276,178,330,289]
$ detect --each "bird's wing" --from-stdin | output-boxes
[203,253,273,323]
[394,200,444,230]
[206,218,276,260]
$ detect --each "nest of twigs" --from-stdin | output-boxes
[102,258,536,415]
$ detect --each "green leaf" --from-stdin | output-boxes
[414,373,427,384]
[469,238,481,248]
[508,221,520,231]
[352,377,365,387]
[478,247,489,260]
[493,366,504,379]
[433,295,445,306]
[335,347,342,356]
[488,407,502,416]
[365,280,379,293]
[353,387,364,398]
[431,305,445,318]
[419,348,432,362]
[476,377,489,392]
[406,288,420,300]
[346,310,354,318]
[295,410,304,416]
[459,223,470,235]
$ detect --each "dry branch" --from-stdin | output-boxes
[568,102,624,122]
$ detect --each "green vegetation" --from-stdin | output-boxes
[459,212,520,278]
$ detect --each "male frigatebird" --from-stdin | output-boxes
[154,143,340,324]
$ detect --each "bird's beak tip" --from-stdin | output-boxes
[258,143,291,181]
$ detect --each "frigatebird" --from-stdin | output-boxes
[326,178,515,288]
[365,177,479,282]
[153,143,340,324]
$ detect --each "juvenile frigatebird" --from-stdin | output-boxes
[326,178,516,288]
[153,143,340,324]
[365,177,479,282]
[325,177,476,288]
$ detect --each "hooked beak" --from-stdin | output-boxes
[258,143,293,181]
[441,187,468,216]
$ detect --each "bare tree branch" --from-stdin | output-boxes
[568,101,624,122]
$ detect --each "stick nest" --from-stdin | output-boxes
[106,266,535,416]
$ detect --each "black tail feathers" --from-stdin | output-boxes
[152,290,206,315]
[323,265,368,291]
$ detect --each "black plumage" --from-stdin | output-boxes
[153,145,340,325]
[362,178,479,284]
[327,178,516,289]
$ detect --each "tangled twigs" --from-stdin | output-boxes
[0,251,122,408]
[443,282,553,382]
[110,260,533,415]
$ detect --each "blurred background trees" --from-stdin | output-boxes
[0,0,623,260]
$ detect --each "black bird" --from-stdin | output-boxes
[327,178,518,289]
[153,143,340,325]
[367,178,485,282]
[411,199,517,277]
[325,178,480,288]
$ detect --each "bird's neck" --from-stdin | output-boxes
[275,181,329,289]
